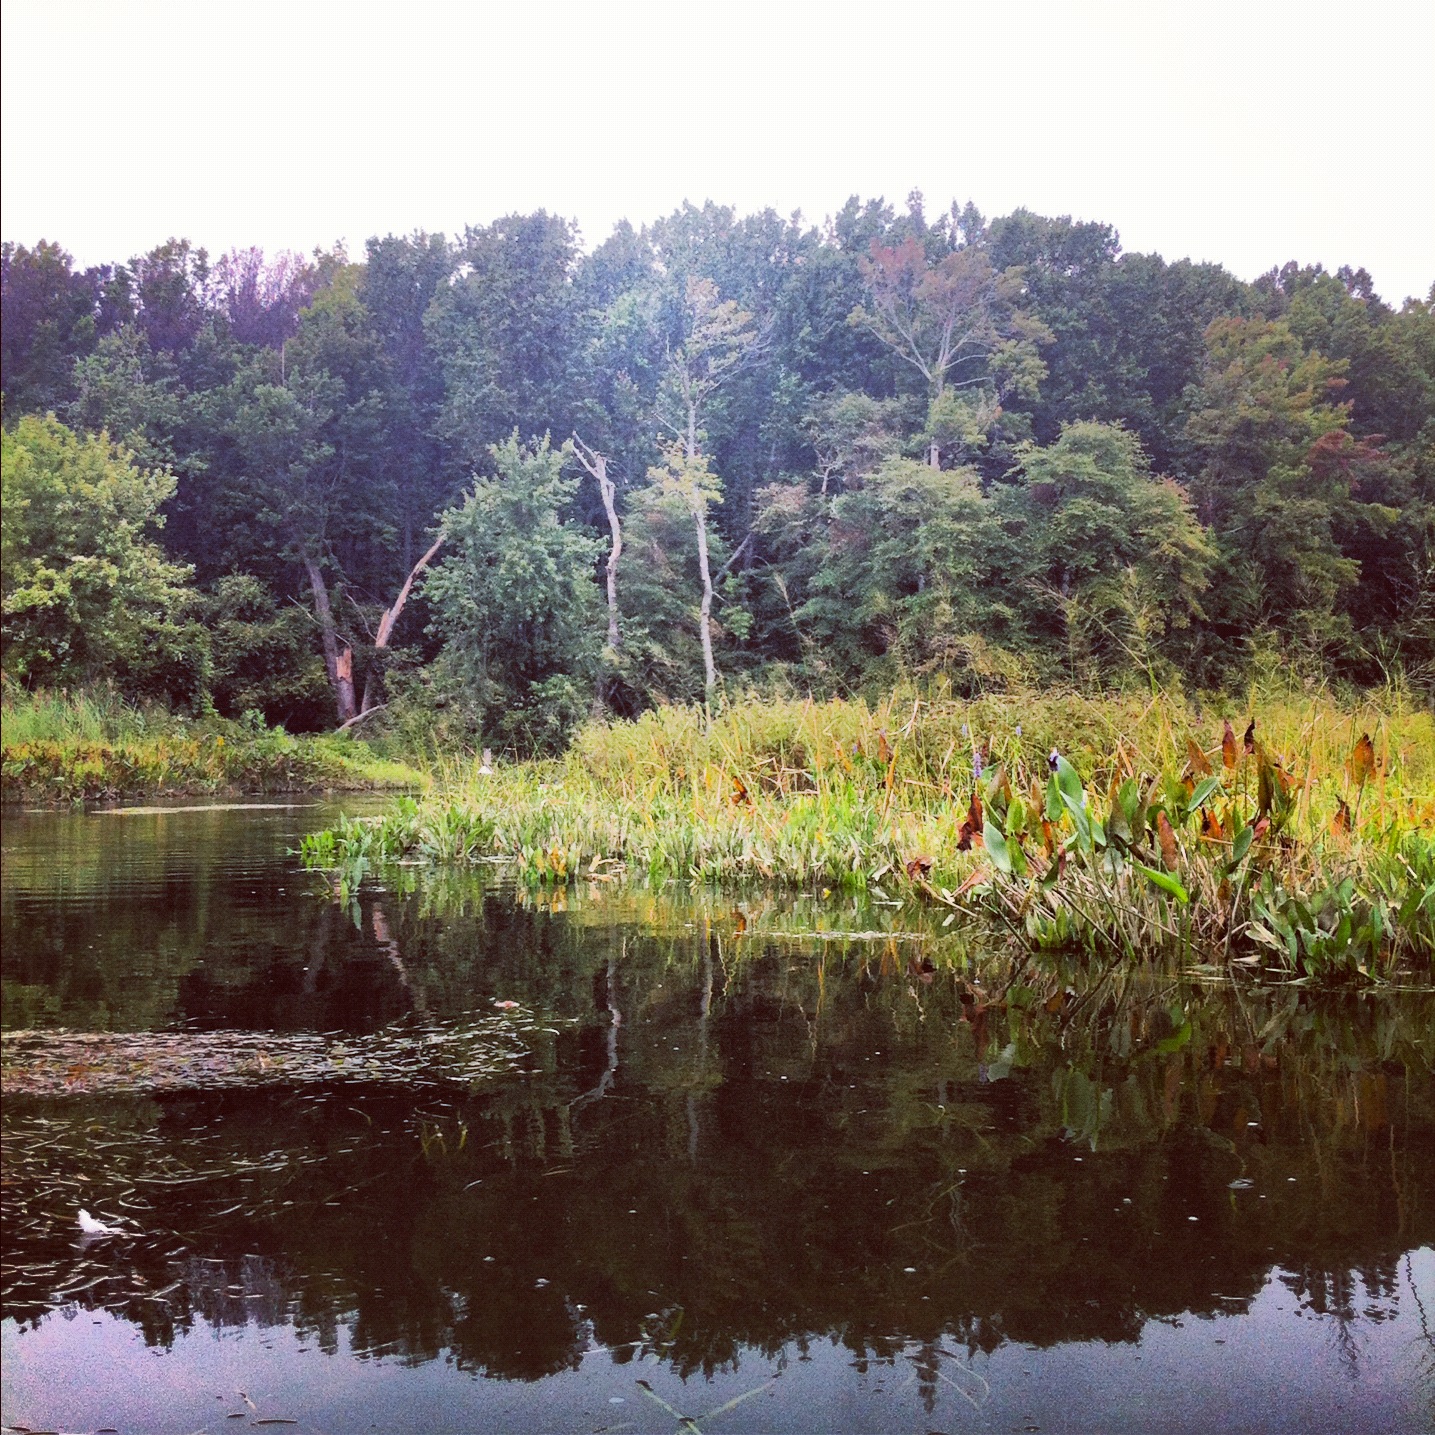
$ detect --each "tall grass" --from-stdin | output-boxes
[0,685,175,746]
[303,686,1433,982]
[1,685,425,802]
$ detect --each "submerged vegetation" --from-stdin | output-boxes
[302,688,1434,985]
[0,685,422,802]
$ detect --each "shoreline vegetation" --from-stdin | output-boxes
[301,687,1435,986]
[0,687,423,803]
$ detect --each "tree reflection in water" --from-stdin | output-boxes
[2,848,1432,1428]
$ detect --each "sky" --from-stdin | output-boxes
[3,0,1432,304]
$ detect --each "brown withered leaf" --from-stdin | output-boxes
[731,775,750,806]
[989,763,1011,804]
[877,730,894,765]
[1243,719,1256,756]
[1186,738,1213,777]
[1347,732,1376,787]
[1200,807,1224,841]
[905,854,934,879]
[1156,811,1179,868]
[1222,720,1238,770]
[1331,796,1352,836]
[1040,817,1056,855]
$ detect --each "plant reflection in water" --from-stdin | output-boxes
[1,806,1431,1432]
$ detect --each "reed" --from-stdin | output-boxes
[1,685,424,802]
[302,686,1434,982]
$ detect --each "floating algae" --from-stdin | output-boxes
[1,1008,570,1097]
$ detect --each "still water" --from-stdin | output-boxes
[2,801,1432,1433]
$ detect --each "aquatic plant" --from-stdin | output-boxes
[301,689,1434,983]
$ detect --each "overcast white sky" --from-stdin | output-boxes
[3,0,1432,303]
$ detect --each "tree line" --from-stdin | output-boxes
[3,195,1431,746]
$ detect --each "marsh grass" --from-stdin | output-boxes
[1,685,425,802]
[303,686,1434,982]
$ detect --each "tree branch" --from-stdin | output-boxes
[711,531,754,587]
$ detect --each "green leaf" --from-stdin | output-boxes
[1060,789,1092,850]
[1135,862,1189,904]
[1055,755,1084,810]
[1187,774,1223,813]
[1045,772,1063,823]
[983,820,1012,875]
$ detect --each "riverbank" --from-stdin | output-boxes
[0,688,424,802]
[302,687,1435,983]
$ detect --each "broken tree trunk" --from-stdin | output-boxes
[359,533,445,717]
[303,552,358,725]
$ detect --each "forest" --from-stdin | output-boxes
[2,195,1432,750]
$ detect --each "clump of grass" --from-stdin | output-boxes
[302,687,1434,983]
[0,684,179,746]
[1,686,425,802]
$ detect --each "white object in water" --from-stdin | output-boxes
[77,1209,121,1237]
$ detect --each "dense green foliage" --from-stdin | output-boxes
[3,201,1432,745]
[1,416,208,703]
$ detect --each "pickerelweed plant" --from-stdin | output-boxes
[973,733,1432,981]
[300,691,1434,984]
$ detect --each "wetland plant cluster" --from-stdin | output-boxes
[303,689,1434,984]
[0,685,422,801]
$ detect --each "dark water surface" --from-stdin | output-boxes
[2,801,1432,1433]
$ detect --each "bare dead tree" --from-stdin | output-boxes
[357,533,446,717]
[572,435,622,655]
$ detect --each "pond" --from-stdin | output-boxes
[2,800,1432,1434]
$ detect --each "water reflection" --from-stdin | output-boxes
[2,806,1433,1432]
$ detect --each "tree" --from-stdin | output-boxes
[425,213,585,473]
[1,415,208,703]
[986,212,1251,473]
[656,277,759,696]
[999,422,1212,685]
[67,325,185,471]
[1184,317,1396,667]
[643,442,729,696]
[849,234,1048,467]
[571,434,623,656]
[424,436,600,752]
[763,456,1009,689]
[1,241,107,413]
